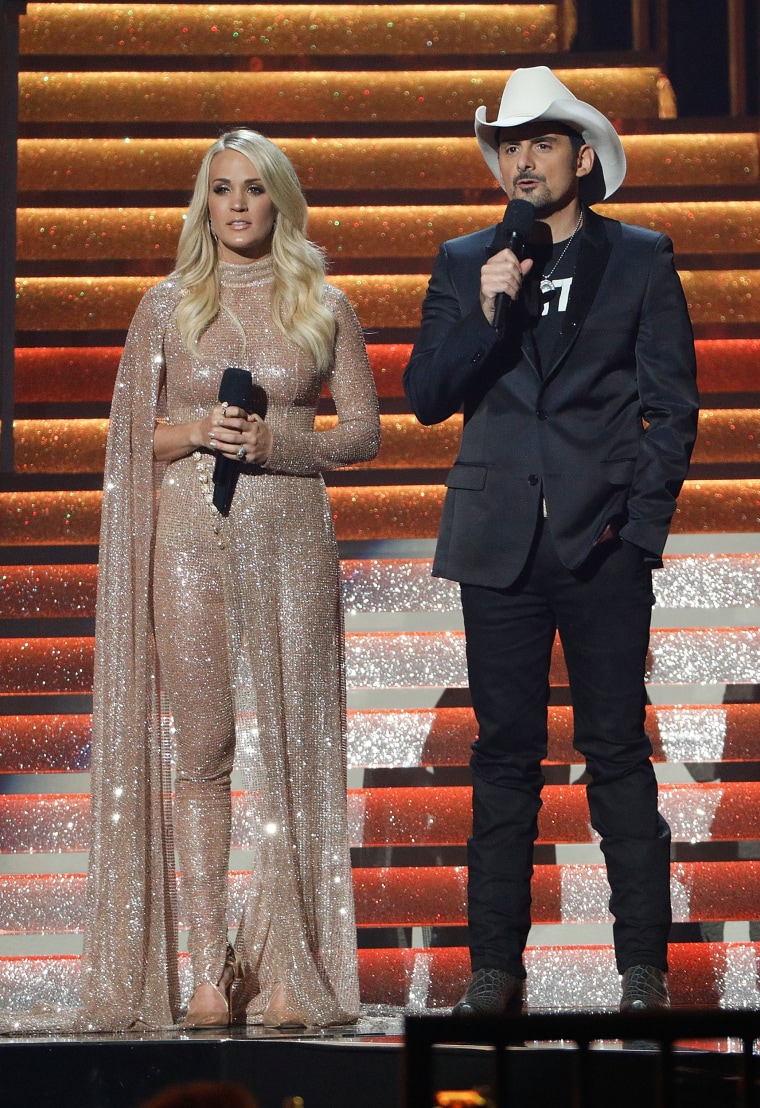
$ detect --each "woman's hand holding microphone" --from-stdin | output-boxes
[203,402,272,464]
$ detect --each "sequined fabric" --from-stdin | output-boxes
[77,253,379,1031]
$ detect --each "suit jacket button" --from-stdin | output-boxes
[528,474,539,486]
[536,409,548,420]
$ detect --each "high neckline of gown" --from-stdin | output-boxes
[218,254,274,288]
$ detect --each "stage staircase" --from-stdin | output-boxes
[2,0,760,1013]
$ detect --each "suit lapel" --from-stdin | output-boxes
[522,329,541,377]
[543,208,611,383]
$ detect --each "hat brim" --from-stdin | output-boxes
[475,99,626,203]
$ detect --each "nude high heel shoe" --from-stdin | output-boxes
[184,944,242,1029]
[261,982,308,1029]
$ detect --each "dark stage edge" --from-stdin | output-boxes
[0,1020,756,1108]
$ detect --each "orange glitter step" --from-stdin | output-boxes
[13,345,409,402]
[356,942,760,1008]
[18,68,665,125]
[3,703,760,774]
[1,481,760,544]
[18,134,759,194]
[2,783,759,852]
[1,861,756,932]
[13,340,760,403]
[11,410,760,473]
[17,202,760,262]
[352,861,760,927]
[15,272,760,331]
[19,4,561,57]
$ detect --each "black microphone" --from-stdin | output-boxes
[212,366,255,516]
[488,198,536,335]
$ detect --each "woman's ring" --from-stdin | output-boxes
[220,401,229,417]
[237,445,247,461]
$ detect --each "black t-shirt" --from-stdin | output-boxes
[527,229,583,375]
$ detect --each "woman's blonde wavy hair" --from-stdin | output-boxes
[172,129,335,372]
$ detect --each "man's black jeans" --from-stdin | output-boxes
[460,516,672,980]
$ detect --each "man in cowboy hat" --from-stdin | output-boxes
[404,66,698,1014]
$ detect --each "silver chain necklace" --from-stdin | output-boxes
[539,210,584,295]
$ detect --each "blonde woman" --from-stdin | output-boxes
[81,130,380,1031]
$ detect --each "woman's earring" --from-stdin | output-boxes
[208,217,218,242]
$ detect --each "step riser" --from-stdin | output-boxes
[2,481,760,543]
[0,944,757,1011]
[4,554,760,616]
[18,69,664,125]
[3,628,760,695]
[10,410,760,472]
[3,704,760,773]
[13,272,760,331]
[19,5,561,59]
[17,136,760,193]
[16,203,760,262]
[13,340,760,403]
[2,862,758,932]
[2,784,758,853]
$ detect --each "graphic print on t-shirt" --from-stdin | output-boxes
[541,276,573,315]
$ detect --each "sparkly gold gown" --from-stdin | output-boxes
[79,255,380,1029]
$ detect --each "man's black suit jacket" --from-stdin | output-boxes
[403,208,700,588]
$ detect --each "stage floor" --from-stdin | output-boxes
[0,1013,756,1108]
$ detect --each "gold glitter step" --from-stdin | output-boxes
[14,419,108,473]
[14,272,760,331]
[11,410,760,473]
[18,134,759,193]
[17,201,760,261]
[18,67,666,125]
[12,275,428,331]
[19,4,563,57]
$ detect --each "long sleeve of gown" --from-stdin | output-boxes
[265,289,380,475]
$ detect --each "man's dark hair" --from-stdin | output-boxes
[566,128,585,156]
[495,123,586,155]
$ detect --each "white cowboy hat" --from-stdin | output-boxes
[474,66,626,202]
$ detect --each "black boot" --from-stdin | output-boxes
[452,968,523,1017]
[620,965,669,1012]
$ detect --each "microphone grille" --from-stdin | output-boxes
[504,199,536,238]
[218,366,254,410]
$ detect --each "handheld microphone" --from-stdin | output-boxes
[488,198,536,335]
[212,366,257,516]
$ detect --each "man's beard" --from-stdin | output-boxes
[511,174,553,214]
